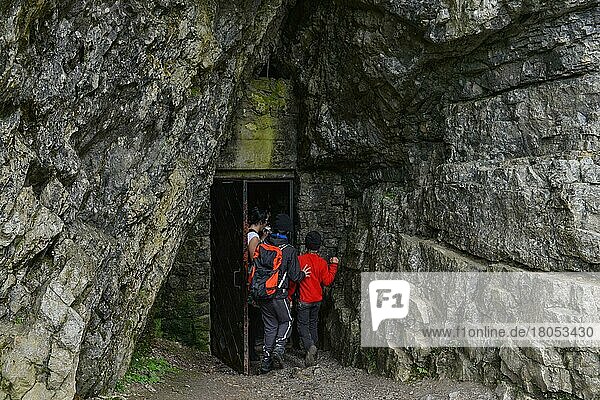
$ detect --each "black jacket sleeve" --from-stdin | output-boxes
[285,247,305,283]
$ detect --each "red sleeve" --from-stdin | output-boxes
[321,258,338,286]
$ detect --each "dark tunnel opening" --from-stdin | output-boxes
[209,179,294,374]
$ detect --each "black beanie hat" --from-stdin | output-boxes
[273,213,293,233]
[305,231,322,250]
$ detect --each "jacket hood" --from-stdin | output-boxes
[265,234,289,246]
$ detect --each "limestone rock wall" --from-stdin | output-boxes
[1,0,599,398]
[0,0,291,398]
[281,0,600,398]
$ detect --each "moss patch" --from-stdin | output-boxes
[152,290,210,351]
[15,0,52,47]
[230,78,292,168]
[408,365,433,382]
[248,78,288,114]
[189,85,202,97]
[193,315,210,352]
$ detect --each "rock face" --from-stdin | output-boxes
[0,0,290,398]
[278,0,599,399]
[150,77,297,352]
[1,0,599,399]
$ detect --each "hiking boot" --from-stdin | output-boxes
[305,345,317,367]
[272,351,284,369]
[260,358,272,374]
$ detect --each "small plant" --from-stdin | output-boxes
[408,365,431,382]
[114,380,126,393]
[115,355,178,392]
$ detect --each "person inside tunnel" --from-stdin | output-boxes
[248,213,311,374]
[247,207,270,258]
[289,231,339,367]
[246,207,269,361]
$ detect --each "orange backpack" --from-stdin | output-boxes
[249,243,288,300]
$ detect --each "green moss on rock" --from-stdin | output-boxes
[151,292,210,351]
[248,78,289,114]
[15,0,52,46]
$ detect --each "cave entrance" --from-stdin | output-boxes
[210,178,294,374]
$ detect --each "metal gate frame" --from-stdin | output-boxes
[212,178,294,375]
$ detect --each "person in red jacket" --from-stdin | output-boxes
[289,231,339,367]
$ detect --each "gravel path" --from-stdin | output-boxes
[122,340,498,400]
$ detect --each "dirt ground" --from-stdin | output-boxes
[113,340,498,400]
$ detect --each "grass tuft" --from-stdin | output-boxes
[115,355,178,392]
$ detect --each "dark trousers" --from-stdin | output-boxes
[260,298,292,357]
[297,301,321,350]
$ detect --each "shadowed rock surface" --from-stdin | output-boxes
[1,0,599,399]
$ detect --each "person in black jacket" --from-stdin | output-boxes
[255,213,310,374]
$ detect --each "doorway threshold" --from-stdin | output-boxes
[215,169,295,180]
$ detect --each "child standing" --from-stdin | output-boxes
[289,231,339,367]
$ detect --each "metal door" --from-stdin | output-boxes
[210,180,246,373]
[210,178,294,374]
